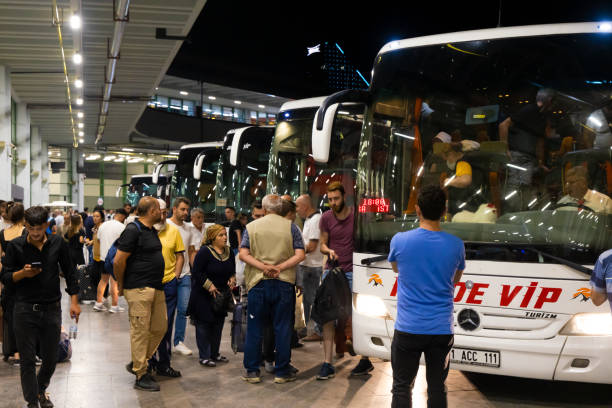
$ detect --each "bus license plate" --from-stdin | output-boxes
[450,347,500,368]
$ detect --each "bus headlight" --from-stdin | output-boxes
[560,313,612,336]
[354,294,388,318]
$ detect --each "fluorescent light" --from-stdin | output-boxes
[70,14,81,30]
[444,174,456,187]
[504,190,518,200]
[77,112,84,118]
[208,96,216,100]
[394,132,415,140]
[79,139,84,144]
[73,53,82,65]
[541,201,552,211]
[77,122,84,129]
[74,79,83,88]
[122,148,134,152]
[248,166,258,171]
[104,155,115,161]
[507,163,527,171]
[598,22,612,32]
[78,131,84,137]
[258,104,265,109]
[76,98,83,106]
[234,100,242,105]
[179,91,188,96]
[338,111,350,115]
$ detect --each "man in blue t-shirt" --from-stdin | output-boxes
[388,185,465,408]
[590,249,612,309]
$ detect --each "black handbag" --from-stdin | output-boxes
[211,287,234,315]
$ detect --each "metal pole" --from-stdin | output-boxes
[99,161,104,199]
[200,80,204,142]
[122,160,127,201]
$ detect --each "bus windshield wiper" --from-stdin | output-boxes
[524,247,593,276]
[361,255,388,265]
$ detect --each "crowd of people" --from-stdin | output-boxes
[1,179,610,408]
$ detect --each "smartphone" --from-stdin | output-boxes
[31,261,42,268]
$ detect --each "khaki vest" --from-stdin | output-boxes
[244,214,296,291]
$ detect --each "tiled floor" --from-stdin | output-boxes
[1,296,611,408]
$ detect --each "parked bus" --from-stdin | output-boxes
[215,126,275,222]
[117,174,169,208]
[313,22,612,383]
[267,97,364,212]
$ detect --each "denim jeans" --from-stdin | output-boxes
[297,265,322,323]
[173,275,191,346]
[150,278,178,369]
[13,302,61,405]
[243,279,294,377]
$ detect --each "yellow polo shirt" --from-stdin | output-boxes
[158,222,185,284]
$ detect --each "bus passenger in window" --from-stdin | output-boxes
[557,166,612,213]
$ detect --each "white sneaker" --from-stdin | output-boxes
[174,342,193,356]
[103,297,111,308]
[93,302,107,312]
[108,305,125,313]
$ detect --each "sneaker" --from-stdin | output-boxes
[264,361,274,373]
[35,357,42,366]
[212,355,228,363]
[156,366,181,377]
[174,342,193,356]
[289,364,299,374]
[241,370,261,384]
[125,361,152,376]
[92,302,107,312]
[38,392,53,408]
[274,371,297,384]
[103,297,111,308]
[134,374,160,392]
[108,305,125,314]
[302,333,322,342]
[199,359,216,367]
[27,403,38,408]
[345,339,356,356]
[316,362,336,380]
[350,358,374,376]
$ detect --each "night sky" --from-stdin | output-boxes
[169,0,612,99]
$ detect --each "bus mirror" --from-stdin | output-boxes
[193,152,207,180]
[152,163,163,184]
[312,103,339,163]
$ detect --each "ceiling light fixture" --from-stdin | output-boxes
[78,122,84,128]
[77,112,84,118]
[179,91,188,95]
[258,104,265,109]
[122,148,134,152]
[70,14,82,30]
[208,96,216,100]
[74,79,83,88]
[73,52,82,65]
[78,131,84,137]
[234,100,242,105]
[76,98,83,105]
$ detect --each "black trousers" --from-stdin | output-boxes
[13,302,61,405]
[194,319,224,361]
[1,289,17,358]
[391,330,454,408]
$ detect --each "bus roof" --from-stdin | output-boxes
[280,96,327,112]
[378,22,610,56]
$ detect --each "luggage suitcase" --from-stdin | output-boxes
[77,264,96,303]
[231,298,248,354]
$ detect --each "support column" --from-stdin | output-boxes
[30,126,42,205]
[16,102,31,206]
[41,139,49,204]
[72,149,84,211]
[0,66,12,200]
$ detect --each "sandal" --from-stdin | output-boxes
[213,355,229,363]
[199,359,216,367]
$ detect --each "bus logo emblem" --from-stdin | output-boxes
[368,274,383,287]
[458,309,480,331]
[572,287,591,302]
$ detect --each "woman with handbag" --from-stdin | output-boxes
[188,224,236,367]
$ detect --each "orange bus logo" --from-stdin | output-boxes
[368,274,383,287]
[572,288,591,302]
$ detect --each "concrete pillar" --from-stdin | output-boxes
[30,126,42,206]
[0,66,12,201]
[16,102,31,206]
[72,149,85,211]
[41,139,49,204]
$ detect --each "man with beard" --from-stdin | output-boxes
[317,182,374,380]
[114,197,167,391]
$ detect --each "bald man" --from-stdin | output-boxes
[295,195,323,338]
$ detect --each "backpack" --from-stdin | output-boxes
[311,262,352,326]
[104,221,142,278]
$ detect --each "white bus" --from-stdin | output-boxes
[313,22,612,383]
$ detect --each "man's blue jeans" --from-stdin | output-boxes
[150,278,178,369]
[173,275,191,346]
[243,279,294,377]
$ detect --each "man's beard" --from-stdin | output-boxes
[331,201,345,214]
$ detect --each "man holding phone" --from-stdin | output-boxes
[0,206,81,408]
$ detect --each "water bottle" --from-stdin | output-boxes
[69,319,78,340]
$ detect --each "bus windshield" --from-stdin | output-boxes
[267,105,363,211]
[357,33,612,264]
[173,149,222,222]
[216,128,273,218]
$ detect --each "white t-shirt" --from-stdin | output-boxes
[168,218,194,278]
[301,212,323,267]
[97,219,126,261]
[187,222,205,252]
[55,214,64,228]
